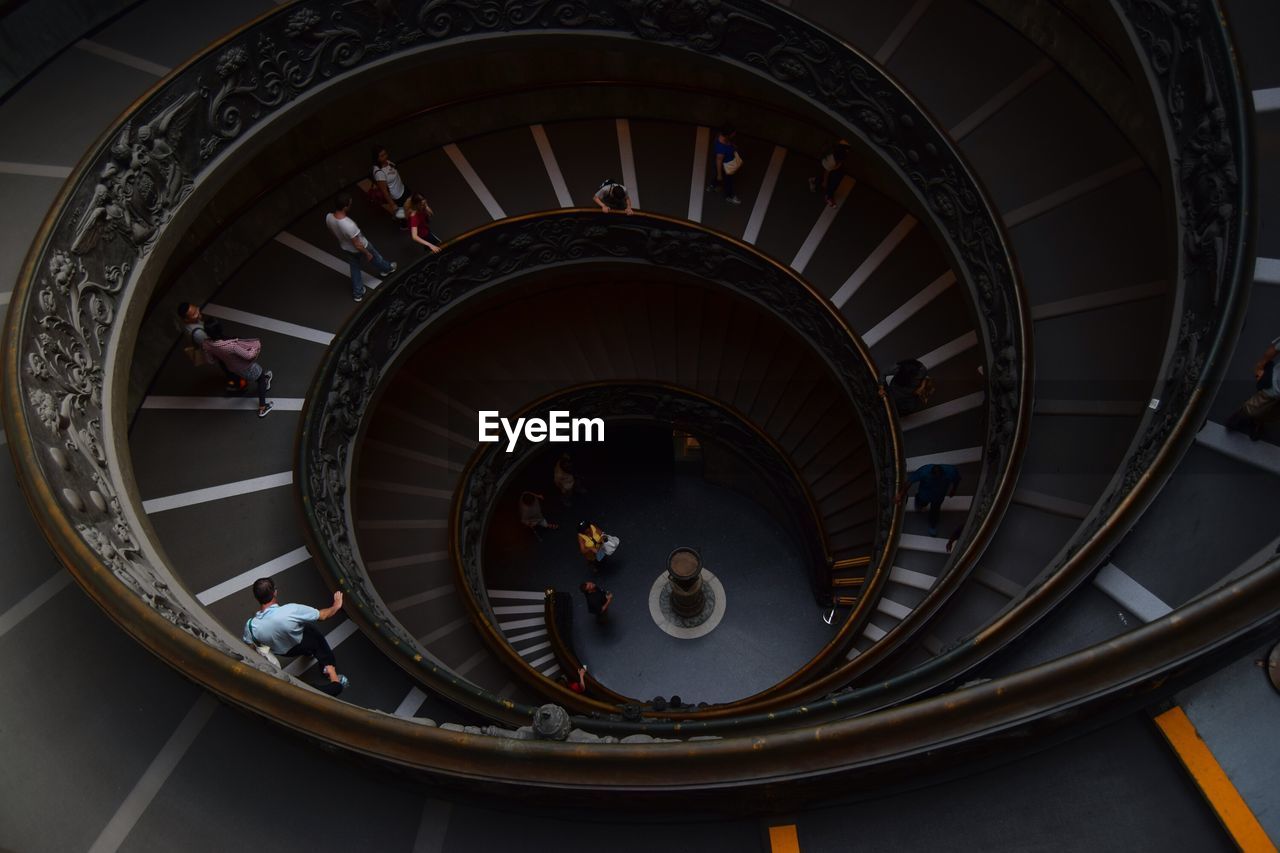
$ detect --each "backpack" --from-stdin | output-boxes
[181,318,224,367]
[597,179,627,209]
[244,617,282,669]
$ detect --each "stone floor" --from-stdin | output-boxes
[483,426,838,704]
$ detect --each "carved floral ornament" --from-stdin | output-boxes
[9,0,1243,711]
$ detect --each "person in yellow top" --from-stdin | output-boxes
[578,521,619,568]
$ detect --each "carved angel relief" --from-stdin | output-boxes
[70,93,197,256]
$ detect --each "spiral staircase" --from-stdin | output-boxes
[1,0,1278,850]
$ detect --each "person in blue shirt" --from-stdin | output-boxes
[705,125,742,204]
[896,463,962,536]
[244,577,349,695]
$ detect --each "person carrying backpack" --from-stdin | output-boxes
[810,138,851,207]
[177,302,246,392]
[200,330,275,418]
[887,358,935,415]
[594,179,634,215]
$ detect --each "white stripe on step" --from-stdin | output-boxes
[898,533,949,554]
[1254,257,1280,286]
[0,161,73,179]
[1252,87,1280,112]
[273,231,379,291]
[950,58,1054,141]
[388,585,456,613]
[875,0,931,64]
[202,303,334,345]
[900,391,985,431]
[0,572,72,641]
[920,331,978,369]
[444,143,506,220]
[367,551,449,572]
[1031,281,1166,321]
[831,216,916,308]
[394,687,430,718]
[197,546,311,606]
[505,628,548,644]
[863,271,956,347]
[87,694,218,853]
[742,145,787,244]
[488,589,545,600]
[905,447,982,468]
[75,39,171,76]
[1003,159,1144,228]
[530,124,574,207]
[143,396,306,412]
[791,176,855,273]
[616,118,640,210]
[1093,562,1172,623]
[492,604,543,615]
[143,471,293,514]
[1195,421,1280,477]
[688,126,711,222]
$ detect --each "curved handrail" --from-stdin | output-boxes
[303,213,901,723]
[808,0,1257,695]
[2,0,1030,728]
[443,379,863,714]
[543,590,635,707]
[32,0,1265,786]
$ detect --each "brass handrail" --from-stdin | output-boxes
[543,590,636,707]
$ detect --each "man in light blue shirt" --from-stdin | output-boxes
[244,577,348,695]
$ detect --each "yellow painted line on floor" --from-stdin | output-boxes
[768,824,800,853]
[1154,706,1276,852]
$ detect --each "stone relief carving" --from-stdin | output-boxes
[71,93,198,256]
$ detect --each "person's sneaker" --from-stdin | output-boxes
[353,291,365,303]
[726,196,741,205]
[263,370,273,393]
[376,261,397,279]
[808,177,817,192]
[394,207,406,220]
[258,401,274,419]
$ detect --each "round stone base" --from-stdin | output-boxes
[648,569,726,639]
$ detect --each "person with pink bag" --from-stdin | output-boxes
[201,331,275,418]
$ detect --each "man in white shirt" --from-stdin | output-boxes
[243,577,349,695]
[325,193,396,302]
[372,146,409,221]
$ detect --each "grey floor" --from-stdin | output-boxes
[484,427,837,704]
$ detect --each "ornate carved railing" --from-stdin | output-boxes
[758,0,1256,703]
[301,213,901,722]
[13,0,1263,789]
[447,381,846,712]
[2,0,1032,732]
